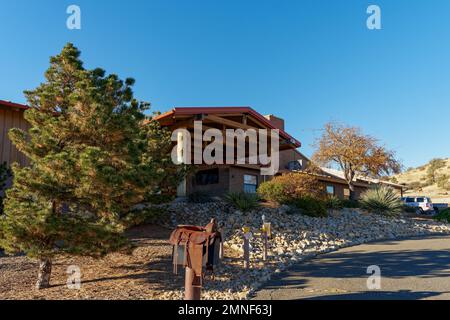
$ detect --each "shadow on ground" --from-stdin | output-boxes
[300,290,448,300]
[256,235,450,300]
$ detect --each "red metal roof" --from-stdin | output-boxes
[155,106,301,148]
[0,100,29,110]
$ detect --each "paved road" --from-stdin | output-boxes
[254,235,450,300]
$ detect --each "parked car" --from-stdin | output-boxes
[401,196,435,214]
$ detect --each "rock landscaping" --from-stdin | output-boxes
[159,202,450,300]
[1,202,449,300]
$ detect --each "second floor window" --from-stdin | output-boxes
[195,168,219,185]
[243,174,258,193]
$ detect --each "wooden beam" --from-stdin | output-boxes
[170,118,214,131]
[205,114,257,130]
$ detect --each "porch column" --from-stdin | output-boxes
[176,129,189,197]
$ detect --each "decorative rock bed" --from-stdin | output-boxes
[158,202,450,300]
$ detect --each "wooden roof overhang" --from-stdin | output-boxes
[154,107,301,151]
[0,100,29,112]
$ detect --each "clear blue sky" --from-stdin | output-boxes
[1,0,449,169]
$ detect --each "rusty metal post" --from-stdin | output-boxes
[185,267,201,300]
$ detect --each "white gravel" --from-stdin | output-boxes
[158,202,450,300]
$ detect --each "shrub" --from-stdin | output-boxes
[436,174,450,190]
[435,208,450,223]
[325,196,343,210]
[291,196,327,218]
[360,186,404,216]
[0,162,10,189]
[0,163,11,215]
[257,173,325,204]
[145,193,175,205]
[257,181,285,203]
[224,192,260,213]
[188,191,213,203]
[122,207,167,228]
[341,199,361,208]
[406,181,422,190]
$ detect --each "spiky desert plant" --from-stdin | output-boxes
[325,195,343,210]
[224,192,260,213]
[360,185,403,216]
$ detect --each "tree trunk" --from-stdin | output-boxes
[349,183,356,201]
[36,258,52,289]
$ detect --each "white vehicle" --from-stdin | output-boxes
[401,196,434,214]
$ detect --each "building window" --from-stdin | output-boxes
[326,185,335,195]
[243,174,258,193]
[344,188,350,199]
[195,168,219,185]
[287,160,303,171]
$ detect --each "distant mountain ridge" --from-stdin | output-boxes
[392,158,450,204]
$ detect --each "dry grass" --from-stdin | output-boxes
[0,225,184,300]
[393,158,450,204]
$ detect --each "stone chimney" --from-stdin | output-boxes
[264,114,285,131]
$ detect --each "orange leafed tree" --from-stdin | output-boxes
[312,123,401,200]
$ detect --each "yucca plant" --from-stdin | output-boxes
[325,196,343,210]
[224,192,260,213]
[360,186,403,216]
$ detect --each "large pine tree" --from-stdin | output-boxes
[0,43,183,289]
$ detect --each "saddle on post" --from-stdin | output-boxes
[169,219,222,287]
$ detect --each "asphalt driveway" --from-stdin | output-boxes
[254,234,450,300]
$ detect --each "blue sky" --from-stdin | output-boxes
[1,0,449,169]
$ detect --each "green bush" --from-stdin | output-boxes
[145,193,175,205]
[325,196,343,210]
[0,163,11,215]
[188,191,213,203]
[341,199,361,208]
[257,181,285,203]
[224,192,260,213]
[291,196,328,218]
[435,208,450,223]
[257,173,325,204]
[122,207,167,228]
[360,186,404,216]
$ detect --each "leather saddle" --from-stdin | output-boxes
[169,219,221,287]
